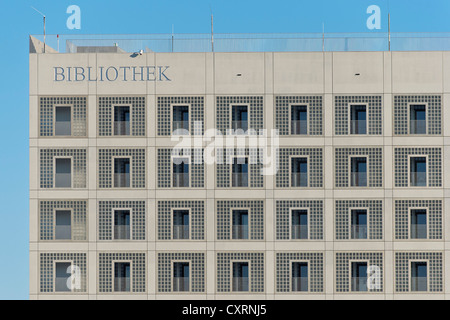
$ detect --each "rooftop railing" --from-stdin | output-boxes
[31,33,450,53]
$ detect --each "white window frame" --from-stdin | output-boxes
[111,208,133,241]
[171,260,192,293]
[53,156,73,189]
[408,154,428,188]
[230,208,251,241]
[348,155,369,188]
[348,103,369,136]
[112,260,133,293]
[230,260,251,293]
[170,103,191,136]
[288,103,309,136]
[409,259,430,293]
[171,155,191,189]
[289,155,309,188]
[348,259,370,293]
[170,208,192,241]
[289,260,310,293]
[112,156,133,189]
[229,104,250,136]
[408,207,429,240]
[289,207,310,241]
[407,103,428,135]
[230,155,250,189]
[53,208,73,241]
[53,260,75,293]
[53,104,73,137]
[348,207,370,240]
[112,104,132,136]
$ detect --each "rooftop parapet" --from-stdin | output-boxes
[30,33,450,54]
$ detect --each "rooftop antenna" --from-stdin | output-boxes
[388,0,391,51]
[210,6,214,53]
[172,24,174,53]
[322,23,325,52]
[31,6,46,53]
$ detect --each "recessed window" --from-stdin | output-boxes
[114,262,131,292]
[232,262,249,292]
[114,210,131,240]
[232,105,248,133]
[114,158,130,188]
[410,157,427,187]
[114,106,130,136]
[291,105,307,135]
[232,157,249,188]
[232,210,249,240]
[350,105,367,135]
[173,105,189,134]
[351,209,368,240]
[411,262,428,292]
[172,158,190,188]
[292,262,308,292]
[351,262,368,292]
[55,158,72,188]
[350,157,367,187]
[411,209,427,239]
[410,105,426,134]
[173,210,190,240]
[55,210,71,240]
[55,262,72,292]
[291,209,308,240]
[55,106,71,136]
[173,262,190,292]
[291,157,308,187]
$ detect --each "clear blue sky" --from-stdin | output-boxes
[0,0,449,300]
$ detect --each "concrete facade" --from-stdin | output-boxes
[30,42,450,299]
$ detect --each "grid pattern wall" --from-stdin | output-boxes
[216,96,264,134]
[217,200,264,240]
[157,148,204,188]
[276,252,324,292]
[394,200,443,240]
[40,148,87,188]
[395,252,443,292]
[39,96,87,137]
[394,95,442,135]
[157,253,205,292]
[98,148,146,188]
[158,201,205,240]
[40,253,87,293]
[335,96,382,135]
[394,148,442,187]
[98,201,146,241]
[275,96,323,136]
[335,200,383,240]
[40,200,87,241]
[335,148,383,188]
[157,96,205,136]
[98,252,146,293]
[335,252,384,293]
[276,148,323,188]
[216,148,264,188]
[98,96,146,136]
[217,252,265,293]
[275,200,324,240]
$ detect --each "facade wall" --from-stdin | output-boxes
[30,50,450,299]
